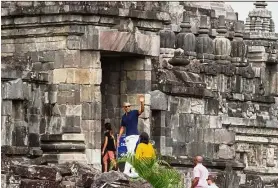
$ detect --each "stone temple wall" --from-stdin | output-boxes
[1,1,278,188]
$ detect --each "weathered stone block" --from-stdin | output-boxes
[66,105,81,116]
[191,98,205,114]
[67,35,81,50]
[41,133,85,142]
[126,80,151,93]
[80,51,101,69]
[63,126,81,133]
[204,98,219,115]
[152,127,165,136]
[178,98,191,113]
[195,115,210,128]
[81,120,101,132]
[57,84,80,104]
[138,118,150,135]
[1,116,13,146]
[85,149,101,167]
[65,116,81,128]
[209,116,222,128]
[47,117,65,134]
[29,133,40,147]
[167,113,179,128]
[179,113,195,127]
[150,90,168,110]
[52,68,68,84]
[152,111,166,128]
[2,79,24,100]
[80,85,94,102]
[29,115,41,133]
[89,68,102,85]
[82,103,94,120]
[266,147,275,167]
[12,126,28,147]
[1,100,12,115]
[214,129,235,145]
[140,105,150,118]
[217,144,235,159]
[203,128,215,143]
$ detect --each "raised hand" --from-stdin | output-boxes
[139,95,145,103]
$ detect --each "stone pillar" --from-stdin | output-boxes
[175,12,196,59]
[41,47,102,167]
[262,18,270,32]
[245,18,251,33]
[231,22,248,66]
[80,51,102,169]
[213,15,231,64]
[121,57,152,135]
[150,90,169,156]
[196,15,214,64]
[270,19,275,32]
[255,17,262,32]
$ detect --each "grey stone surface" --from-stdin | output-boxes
[1,1,278,188]
[150,90,168,110]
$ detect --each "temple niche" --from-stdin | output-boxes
[1,1,278,188]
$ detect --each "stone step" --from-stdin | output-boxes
[41,134,85,142]
[41,142,86,151]
[42,153,88,164]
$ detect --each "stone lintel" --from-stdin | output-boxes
[81,28,160,56]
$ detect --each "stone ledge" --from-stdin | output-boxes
[235,135,278,145]
[41,143,86,151]
[161,156,245,170]
[42,153,88,164]
[244,167,278,176]
[230,126,278,137]
[1,4,171,23]
[1,25,85,39]
[40,134,85,142]
[158,84,211,98]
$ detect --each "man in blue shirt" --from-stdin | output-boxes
[117,95,145,177]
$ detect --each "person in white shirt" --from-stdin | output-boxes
[191,156,209,188]
[207,175,219,188]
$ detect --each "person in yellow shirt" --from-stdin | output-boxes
[135,132,156,159]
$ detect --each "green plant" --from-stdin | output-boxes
[116,154,184,188]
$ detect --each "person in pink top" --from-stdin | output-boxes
[191,156,209,188]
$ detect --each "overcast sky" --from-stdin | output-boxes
[227,2,278,32]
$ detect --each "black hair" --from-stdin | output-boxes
[140,132,149,144]
[104,123,112,131]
